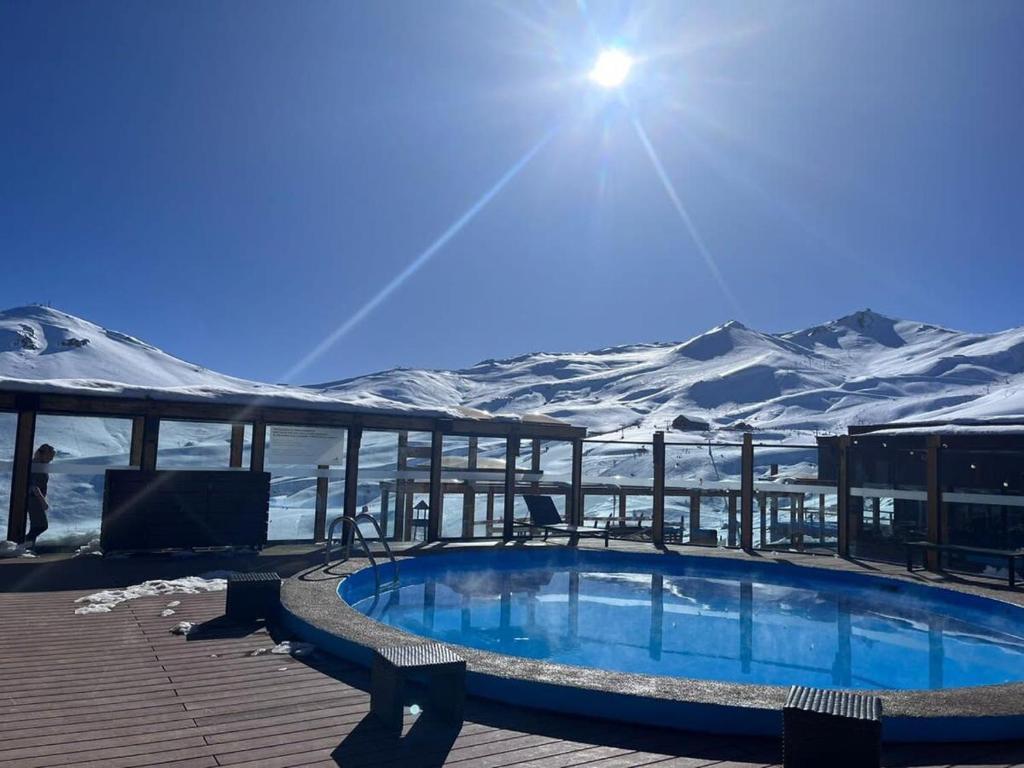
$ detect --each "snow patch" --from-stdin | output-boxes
[73,538,103,557]
[170,621,194,635]
[74,574,228,615]
[0,541,35,558]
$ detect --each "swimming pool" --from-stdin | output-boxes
[342,548,1024,691]
[281,547,1024,740]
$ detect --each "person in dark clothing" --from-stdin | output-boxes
[26,443,56,548]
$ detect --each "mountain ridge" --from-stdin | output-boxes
[2,304,1023,437]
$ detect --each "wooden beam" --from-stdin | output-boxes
[6,410,37,543]
[343,427,362,525]
[740,433,754,550]
[689,493,700,537]
[652,431,665,549]
[314,465,329,542]
[926,434,942,571]
[249,422,266,472]
[428,430,443,541]
[727,492,738,547]
[502,435,518,540]
[139,415,160,471]
[229,424,245,468]
[570,438,583,528]
[129,416,145,467]
[462,437,477,539]
[836,436,851,557]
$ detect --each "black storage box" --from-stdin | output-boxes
[102,469,270,551]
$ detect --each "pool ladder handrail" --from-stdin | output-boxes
[324,513,399,592]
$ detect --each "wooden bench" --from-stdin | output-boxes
[905,541,1024,588]
[371,643,466,734]
[225,571,280,621]
[783,685,881,768]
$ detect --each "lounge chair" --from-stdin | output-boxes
[517,495,647,547]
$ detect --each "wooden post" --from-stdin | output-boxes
[652,431,665,549]
[818,493,826,543]
[619,491,627,524]
[6,409,37,543]
[689,493,700,537]
[570,438,583,527]
[925,435,942,571]
[314,464,329,542]
[395,432,408,541]
[428,430,444,541]
[871,497,881,531]
[229,423,245,468]
[343,426,362,526]
[530,438,541,490]
[249,422,266,472]
[757,492,767,549]
[462,437,478,538]
[486,489,495,534]
[502,434,518,540]
[837,436,851,557]
[129,416,145,467]
[728,492,738,547]
[740,433,754,550]
[139,415,160,471]
[379,485,390,538]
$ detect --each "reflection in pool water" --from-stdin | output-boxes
[344,552,1024,691]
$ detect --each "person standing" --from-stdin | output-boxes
[26,443,56,549]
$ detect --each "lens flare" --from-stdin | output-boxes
[589,49,633,88]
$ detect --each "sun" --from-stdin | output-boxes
[588,48,634,89]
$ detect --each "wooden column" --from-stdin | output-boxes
[395,432,408,541]
[486,489,495,534]
[570,438,583,527]
[461,437,478,538]
[379,485,390,538]
[871,497,881,531]
[314,464,329,542]
[249,422,266,473]
[740,433,754,550]
[229,424,245,468]
[139,415,160,471]
[818,493,826,543]
[757,492,767,549]
[689,493,701,536]
[925,435,942,571]
[428,430,444,541]
[530,438,541,490]
[728,492,738,547]
[502,434,518,540]
[343,426,362,525]
[836,436,851,557]
[652,431,665,549]
[6,409,37,543]
[619,492,627,524]
[129,416,145,467]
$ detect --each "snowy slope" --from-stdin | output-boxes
[317,310,1024,438]
[2,304,1023,545]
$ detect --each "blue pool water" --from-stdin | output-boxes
[341,549,1024,691]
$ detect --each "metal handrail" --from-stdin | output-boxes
[324,513,399,592]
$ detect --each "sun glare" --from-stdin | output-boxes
[589,48,633,89]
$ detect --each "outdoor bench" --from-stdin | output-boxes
[905,541,1024,588]
[371,643,466,734]
[783,685,882,768]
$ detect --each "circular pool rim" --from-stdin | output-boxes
[280,546,1024,743]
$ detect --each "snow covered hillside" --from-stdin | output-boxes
[318,309,1024,438]
[2,304,1023,545]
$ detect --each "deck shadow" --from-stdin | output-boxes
[331,713,460,767]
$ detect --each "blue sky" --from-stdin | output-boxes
[2,1,1023,384]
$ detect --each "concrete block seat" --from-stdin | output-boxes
[783,685,882,768]
[371,643,467,734]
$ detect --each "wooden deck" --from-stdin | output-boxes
[4,547,1024,767]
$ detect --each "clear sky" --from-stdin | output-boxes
[2,1,1023,384]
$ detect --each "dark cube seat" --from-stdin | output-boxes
[371,643,466,734]
[225,571,281,621]
[783,686,882,768]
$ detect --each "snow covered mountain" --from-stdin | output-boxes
[316,310,1024,438]
[2,304,1023,544]
[3,304,1024,438]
